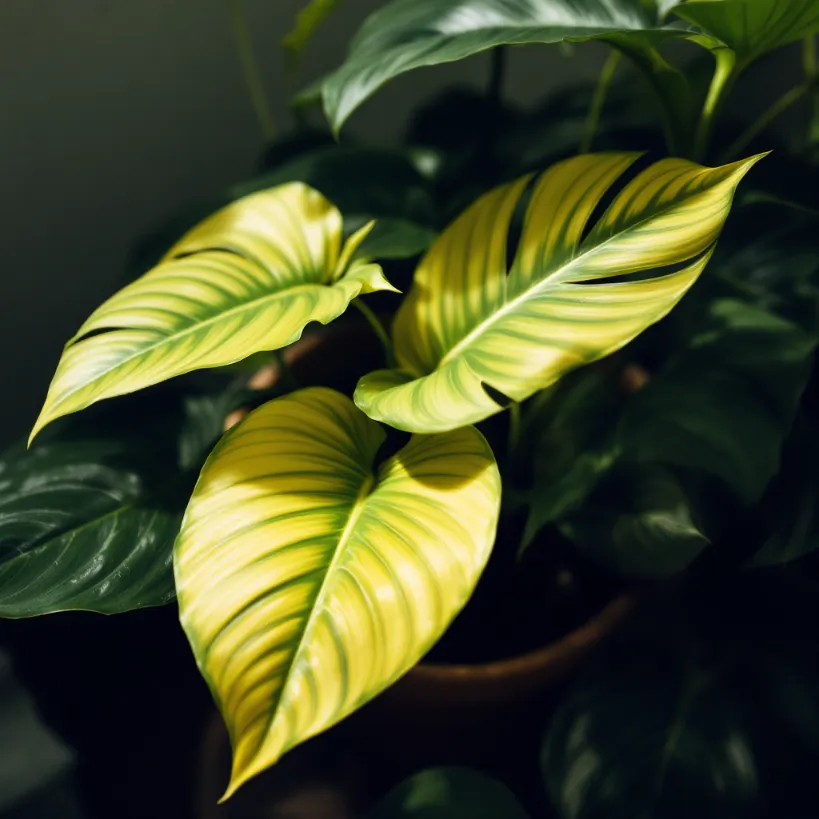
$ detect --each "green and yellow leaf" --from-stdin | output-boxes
[355,152,764,433]
[30,183,396,443]
[174,388,500,798]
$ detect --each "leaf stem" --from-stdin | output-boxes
[722,74,819,162]
[506,402,524,465]
[694,48,736,162]
[804,36,819,152]
[354,300,396,368]
[580,50,621,154]
[227,0,276,142]
[488,46,507,103]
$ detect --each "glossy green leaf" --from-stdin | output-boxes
[321,0,687,132]
[368,768,530,819]
[355,152,762,434]
[175,388,501,797]
[543,580,819,819]
[543,641,761,819]
[674,0,819,65]
[747,419,819,567]
[521,368,622,550]
[712,202,819,335]
[0,383,236,617]
[621,299,816,504]
[31,183,396,442]
[560,465,711,577]
[0,437,178,617]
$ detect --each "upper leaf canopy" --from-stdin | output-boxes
[675,0,819,66]
[321,0,688,132]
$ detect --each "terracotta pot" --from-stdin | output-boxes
[197,322,639,816]
[197,592,636,818]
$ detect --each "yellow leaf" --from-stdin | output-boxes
[355,152,765,433]
[174,388,501,797]
[31,183,395,443]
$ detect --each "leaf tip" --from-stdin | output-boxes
[28,412,50,448]
[219,746,282,804]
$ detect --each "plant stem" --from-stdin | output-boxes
[804,36,819,151]
[722,75,819,162]
[694,48,736,162]
[227,0,276,142]
[507,402,522,461]
[580,50,621,154]
[354,300,396,368]
[488,46,507,103]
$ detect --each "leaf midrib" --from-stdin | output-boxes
[435,179,710,370]
[52,280,328,414]
[261,470,376,750]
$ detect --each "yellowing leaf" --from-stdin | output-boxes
[355,152,764,433]
[174,388,500,798]
[31,183,395,442]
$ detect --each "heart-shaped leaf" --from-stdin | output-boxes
[674,0,819,66]
[31,183,396,442]
[320,0,687,132]
[355,152,763,433]
[174,388,501,797]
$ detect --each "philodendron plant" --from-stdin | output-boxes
[25,151,759,795]
[2,0,819,810]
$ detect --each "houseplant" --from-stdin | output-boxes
[2,0,819,816]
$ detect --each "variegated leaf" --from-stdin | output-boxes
[174,388,501,797]
[31,183,395,442]
[354,152,763,433]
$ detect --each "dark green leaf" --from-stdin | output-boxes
[543,644,760,819]
[522,367,622,550]
[229,145,436,225]
[674,0,819,65]
[747,419,819,567]
[544,575,819,819]
[321,0,687,132]
[620,299,815,505]
[605,33,696,154]
[0,437,180,617]
[355,218,437,261]
[712,203,819,336]
[0,383,237,617]
[368,768,529,819]
[560,465,710,578]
